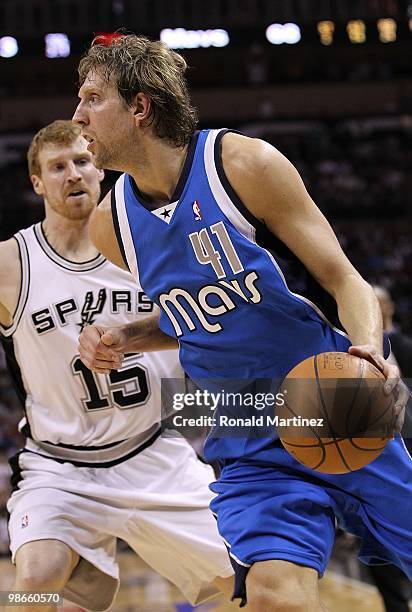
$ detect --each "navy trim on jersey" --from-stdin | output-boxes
[0,335,32,438]
[213,129,345,331]
[170,130,200,202]
[25,427,162,468]
[9,450,25,493]
[34,223,106,272]
[214,129,295,255]
[214,129,261,230]
[228,553,249,608]
[43,435,133,451]
[129,130,200,209]
[110,189,130,271]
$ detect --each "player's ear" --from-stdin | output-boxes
[98,169,105,183]
[31,174,45,196]
[131,93,151,124]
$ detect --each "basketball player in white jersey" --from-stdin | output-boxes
[0,120,235,612]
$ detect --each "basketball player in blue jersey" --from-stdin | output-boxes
[0,120,237,612]
[74,35,412,611]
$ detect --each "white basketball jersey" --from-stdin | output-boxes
[0,223,183,463]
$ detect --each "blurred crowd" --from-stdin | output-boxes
[2,41,410,98]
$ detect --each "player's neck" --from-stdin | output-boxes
[42,215,99,263]
[127,137,189,207]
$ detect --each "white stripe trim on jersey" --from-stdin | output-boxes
[204,129,256,243]
[401,437,412,463]
[203,129,348,340]
[221,537,251,568]
[0,233,30,337]
[210,512,252,567]
[25,422,160,465]
[114,174,140,285]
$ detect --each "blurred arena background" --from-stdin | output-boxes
[0,0,411,610]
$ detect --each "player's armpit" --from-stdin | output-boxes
[89,190,129,271]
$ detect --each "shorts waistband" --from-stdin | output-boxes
[25,424,161,467]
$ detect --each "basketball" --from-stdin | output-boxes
[276,352,396,474]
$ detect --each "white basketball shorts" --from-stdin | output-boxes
[7,432,233,611]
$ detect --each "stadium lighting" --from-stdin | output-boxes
[317,21,335,46]
[346,20,366,44]
[45,33,70,58]
[0,36,18,58]
[377,18,397,42]
[266,23,301,45]
[160,28,229,49]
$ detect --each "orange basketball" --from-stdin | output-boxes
[276,352,395,474]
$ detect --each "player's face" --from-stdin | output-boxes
[31,137,103,221]
[73,71,135,171]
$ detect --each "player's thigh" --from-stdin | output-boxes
[8,482,119,584]
[123,436,233,604]
[14,539,79,587]
[332,437,412,579]
[247,560,321,611]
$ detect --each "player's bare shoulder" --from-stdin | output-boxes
[220,131,310,223]
[0,238,21,326]
[222,130,291,175]
[89,190,128,271]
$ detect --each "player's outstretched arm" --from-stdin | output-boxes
[79,315,178,374]
[88,190,129,270]
[0,239,21,328]
[221,132,408,431]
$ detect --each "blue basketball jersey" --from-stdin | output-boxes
[112,129,357,460]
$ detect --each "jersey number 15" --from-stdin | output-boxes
[71,355,150,412]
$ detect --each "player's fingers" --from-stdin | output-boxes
[100,329,126,351]
[348,345,400,393]
[79,342,123,368]
[348,344,380,362]
[79,324,103,344]
[80,355,120,373]
[393,406,405,434]
[393,380,410,413]
[94,344,124,362]
[78,328,123,363]
[348,344,385,374]
[384,368,401,395]
[78,325,105,355]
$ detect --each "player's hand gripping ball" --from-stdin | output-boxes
[276,352,397,474]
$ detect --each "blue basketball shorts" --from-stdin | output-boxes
[209,437,412,606]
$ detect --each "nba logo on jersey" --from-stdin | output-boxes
[192,200,202,221]
[21,514,29,529]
